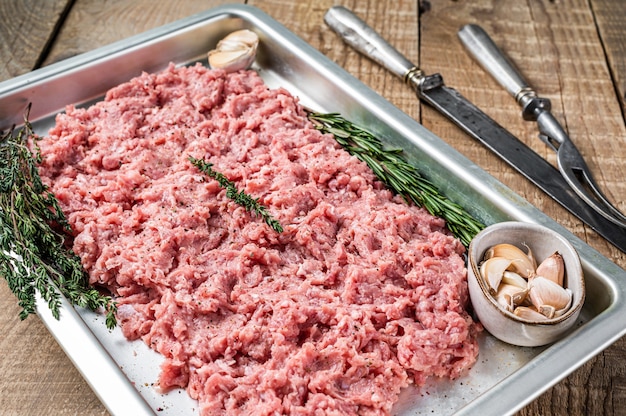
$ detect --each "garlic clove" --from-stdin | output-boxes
[501,270,527,289]
[513,306,550,321]
[535,252,565,286]
[484,243,535,278]
[522,242,538,271]
[226,29,260,46]
[480,256,513,293]
[554,290,573,317]
[495,283,528,311]
[208,29,259,72]
[495,291,514,312]
[528,276,572,311]
[538,304,556,319]
[209,50,253,69]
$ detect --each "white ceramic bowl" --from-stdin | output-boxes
[467,221,585,347]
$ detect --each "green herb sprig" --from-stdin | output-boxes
[1,106,117,329]
[308,112,484,246]
[189,156,283,233]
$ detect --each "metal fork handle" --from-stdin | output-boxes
[458,24,539,112]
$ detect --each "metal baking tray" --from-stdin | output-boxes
[1,4,625,416]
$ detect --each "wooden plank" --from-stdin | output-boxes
[538,0,626,252]
[0,284,109,415]
[42,0,242,65]
[591,0,626,116]
[0,0,71,81]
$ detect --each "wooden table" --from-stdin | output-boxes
[1,1,625,415]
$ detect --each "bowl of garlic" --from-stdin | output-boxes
[467,221,585,347]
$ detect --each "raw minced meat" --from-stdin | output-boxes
[37,62,481,415]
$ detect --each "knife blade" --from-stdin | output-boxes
[324,5,626,253]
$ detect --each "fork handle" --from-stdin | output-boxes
[458,24,539,112]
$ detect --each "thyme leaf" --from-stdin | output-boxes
[189,156,283,233]
[308,112,484,246]
[1,106,117,330]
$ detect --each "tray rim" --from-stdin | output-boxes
[2,4,626,416]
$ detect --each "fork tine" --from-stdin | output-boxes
[557,140,626,228]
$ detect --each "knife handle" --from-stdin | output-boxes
[458,24,536,106]
[324,6,423,87]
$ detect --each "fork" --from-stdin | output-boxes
[458,24,626,229]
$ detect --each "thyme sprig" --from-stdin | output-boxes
[189,156,283,233]
[1,106,117,329]
[308,112,484,246]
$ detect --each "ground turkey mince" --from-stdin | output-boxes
[38,63,481,415]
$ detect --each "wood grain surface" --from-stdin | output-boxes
[0,0,70,78]
[1,0,625,415]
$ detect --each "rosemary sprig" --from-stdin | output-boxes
[189,156,283,233]
[0,106,117,329]
[308,112,484,247]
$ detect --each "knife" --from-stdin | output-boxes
[323,5,626,253]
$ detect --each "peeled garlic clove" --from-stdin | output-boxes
[501,270,527,289]
[208,29,259,72]
[484,243,535,278]
[514,306,549,321]
[535,252,565,286]
[495,283,528,311]
[480,256,513,293]
[528,276,572,311]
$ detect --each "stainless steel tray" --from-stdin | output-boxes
[1,5,625,416]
